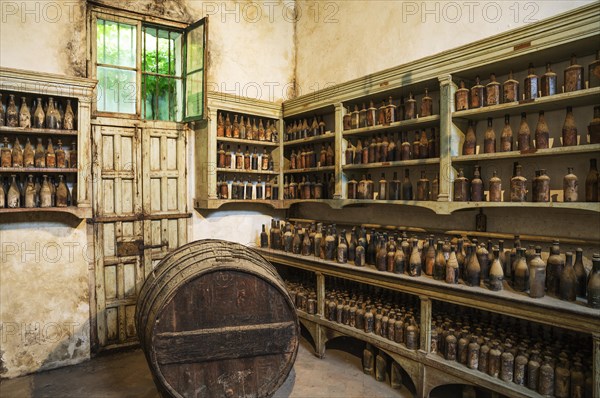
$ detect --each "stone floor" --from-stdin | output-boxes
[0,336,420,398]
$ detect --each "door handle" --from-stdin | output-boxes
[139,241,169,251]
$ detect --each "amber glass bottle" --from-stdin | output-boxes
[563,167,578,202]
[455,80,469,111]
[562,107,578,147]
[586,158,599,202]
[470,165,484,202]
[485,74,500,106]
[534,111,550,149]
[540,63,557,97]
[453,168,469,202]
[470,76,484,108]
[503,71,519,103]
[564,54,584,92]
[524,63,538,100]
[588,253,600,308]
[463,120,477,155]
[483,118,496,153]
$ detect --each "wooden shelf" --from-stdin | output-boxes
[339,199,444,213]
[216,136,279,147]
[446,201,600,214]
[284,165,335,174]
[282,199,338,209]
[216,168,279,175]
[343,158,439,170]
[452,86,600,121]
[343,115,440,138]
[0,206,91,219]
[452,143,600,163]
[283,132,335,147]
[0,167,77,173]
[195,199,282,210]
[257,248,599,334]
[0,125,78,136]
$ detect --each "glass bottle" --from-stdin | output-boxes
[588,253,600,309]
[33,98,44,128]
[347,228,356,263]
[534,111,550,149]
[1,137,10,167]
[589,105,600,145]
[424,236,435,276]
[385,96,396,124]
[347,175,357,199]
[586,158,599,202]
[325,227,336,260]
[419,130,428,159]
[529,247,546,298]
[546,240,564,296]
[455,80,469,111]
[453,168,469,202]
[404,93,416,120]
[517,113,531,151]
[564,54,584,92]
[6,94,18,127]
[394,240,405,274]
[573,248,587,299]
[563,167,578,202]
[378,173,388,201]
[40,175,52,207]
[24,175,36,208]
[562,107,578,147]
[489,247,504,291]
[500,351,515,383]
[540,63,557,97]
[69,142,77,168]
[350,105,359,130]
[538,358,555,396]
[45,98,57,129]
[471,165,484,202]
[411,131,420,159]
[401,132,411,160]
[245,117,252,140]
[420,89,432,117]
[499,114,513,152]
[470,76,484,108]
[533,169,550,203]
[343,108,352,131]
[217,143,226,168]
[258,119,266,141]
[0,93,4,126]
[244,146,252,170]
[63,100,75,130]
[378,101,387,126]
[465,245,481,287]
[524,63,538,100]
[357,175,368,200]
[54,101,63,130]
[19,97,30,128]
[445,246,458,284]
[431,173,439,200]
[7,175,20,208]
[11,137,22,167]
[483,118,496,153]
[416,171,430,201]
[56,139,66,169]
[560,252,577,301]
[488,171,502,202]
[590,50,600,88]
[389,171,400,200]
[402,169,413,200]
[503,71,519,103]
[510,164,527,202]
[46,138,56,168]
[514,248,529,292]
[409,240,421,277]
[23,138,34,167]
[433,241,446,280]
[463,120,477,155]
[345,141,355,165]
[56,175,68,207]
[376,235,387,271]
[485,73,500,106]
[429,128,438,158]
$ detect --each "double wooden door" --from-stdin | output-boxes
[91,118,189,350]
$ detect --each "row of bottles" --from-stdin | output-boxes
[452,160,599,203]
[217,176,278,200]
[283,174,335,199]
[455,54,598,110]
[347,171,439,201]
[432,303,593,397]
[284,116,328,141]
[1,137,77,169]
[343,90,436,131]
[0,174,75,208]
[462,107,600,156]
[285,277,421,350]
[260,220,600,308]
[216,144,273,171]
[0,93,76,130]
[288,144,334,170]
[345,129,439,165]
[216,113,278,142]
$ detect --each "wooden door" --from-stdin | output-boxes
[91,118,189,351]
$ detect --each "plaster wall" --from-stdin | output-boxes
[294,0,596,90]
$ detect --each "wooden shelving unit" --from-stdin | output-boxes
[216,136,280,147]
[343,158,440,170]
[283,132,335,147]
[284,165,335,174]
[1,167,78,174]
[0,206,92,218]
[342,115,440,138]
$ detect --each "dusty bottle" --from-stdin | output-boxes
[546,240,564,296]
[350,105,360,130]
[44,138,55,168]
[524,63,538,100]
[453,168,469,202]
[1,137,11,167]
[23,138,34,167]
[482,118,496,153]
[429,128,438,158]
[245,117,253,140]
[6,94,18,127]
[430,173,439,200]
[40,175,52,207]
[260,224,269,248]
[45,98,57,129]
[563,167,578,202]
[402,169,413,200]
[471,165,484,202]
[33,98,44,128]
[586,158,599,202]
[498,115,513,152]
[433,241,446,280]
[465,245,481,287]
[445,247,459,284]
[510,164,527,202]
[357,175,368,200]
[564,54,584,92]
[400,132,411,160]
[409,240,421,277]
[455,80,469,111]
[517,113,531,151]
[11,137,22,167]
[224,113,232,138]
[0,94,4,126]
[404,92,416,120]
[587,105,600,145]
[69,142,77,168]
[337,231,348,264]
[513,248,529,292]
[489,247,504,291]
[540,63,557,97]
[488,171,502,202]
[24,175,36,208]
[470,76,484,108]
[347,175,357,199]
[378,173,388,201]
[378,101,387,126]
[590,50,600,88]
[393,240,405,274]
[485,73,500,106]
[345,141,355,165]
[63,100,75,130]
[7,175,20,208]
[56,139,66,168]
[343,108,352,131]
[572,248,586,299]
[388,172,400,200]
[533,169,550,203]
[416,171,430,201]
[411,131,420,159]
[476,240,489,281]
[424,236,435,276]
[503,71,519,103]
[529,246,546,298]
[562,107,578,147]
[560,252,577,301]
[376,235,387,271]
[463,120,477,155]
[588,254,600,308]
[538,358,555,396]
[420,89,432,117]
[19,97,31,128]
[385,96,397,124]
[56,175,68,207]
[534,111,550,149]
[419,130,428,159]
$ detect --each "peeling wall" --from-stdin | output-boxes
[294,0,596,90]
[0,219,91,379]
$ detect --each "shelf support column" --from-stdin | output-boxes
[594,332,599,398]
[333,103,344,199]
[277,114,285,200]
[78,101,92,207]
[419,296,432,354]
[316,271,325,317]
[438,75,457,202]
[206,107,218,200]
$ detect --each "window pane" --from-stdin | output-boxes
[143,27,158,73]
[186,24,204,72]
[97,66,136,114]
[173,33,183,77]
[186,71,203,119]
[158,35,170,75]
[143,74,156,119]
[96,18,136,68]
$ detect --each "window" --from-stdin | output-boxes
[93,13,206,121]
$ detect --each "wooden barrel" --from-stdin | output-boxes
[136,239,299,398]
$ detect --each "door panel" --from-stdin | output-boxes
[92,120,189,351]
